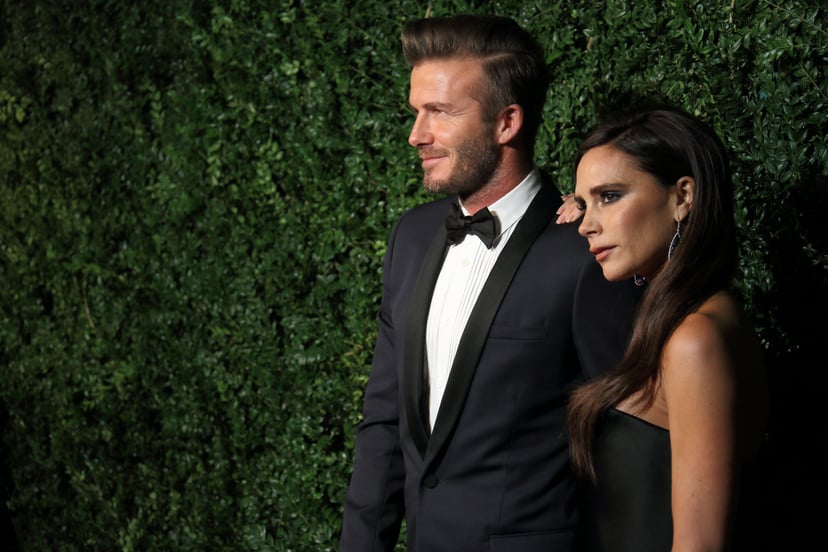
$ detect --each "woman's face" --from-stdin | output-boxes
[574,145,681,282]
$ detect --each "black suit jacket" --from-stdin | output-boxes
[340,180,642,552]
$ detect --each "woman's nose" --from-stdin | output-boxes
[577,210,597,238]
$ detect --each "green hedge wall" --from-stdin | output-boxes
[1,1,825,550]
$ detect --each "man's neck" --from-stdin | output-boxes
[459,157,534,215]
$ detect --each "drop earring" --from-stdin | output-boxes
[668,220,681,260]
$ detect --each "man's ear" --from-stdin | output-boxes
[674,176,695,221]
[495,104,524,145]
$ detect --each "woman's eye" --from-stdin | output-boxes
[600,191,621,204]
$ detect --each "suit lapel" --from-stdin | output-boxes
[424,183,559,468]
[403,222,449,459]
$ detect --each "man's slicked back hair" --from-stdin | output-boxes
[401,14,550,156]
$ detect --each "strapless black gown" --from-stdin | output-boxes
[574,408,765,551]
[574,408,672,552]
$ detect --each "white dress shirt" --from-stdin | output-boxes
[425,170,542,429]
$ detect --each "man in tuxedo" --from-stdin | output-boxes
[339,14,642,552]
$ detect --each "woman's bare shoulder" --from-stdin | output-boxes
[662,291,762,383]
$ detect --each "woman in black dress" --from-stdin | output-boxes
[566,106,769,551]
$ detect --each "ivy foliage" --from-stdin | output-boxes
[0,1,825,550]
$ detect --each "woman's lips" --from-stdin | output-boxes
[589,246,614,262]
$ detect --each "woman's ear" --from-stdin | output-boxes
[674,176,695,221]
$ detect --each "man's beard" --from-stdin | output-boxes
[422,130,499,196]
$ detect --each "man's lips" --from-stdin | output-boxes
[589,246,614,262]
[419,153,445,168]
[418,148,448,167]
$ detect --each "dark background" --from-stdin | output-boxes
[1,1,825,550]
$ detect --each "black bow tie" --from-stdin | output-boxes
[445,202,500,248]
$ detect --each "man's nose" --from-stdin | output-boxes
[408,114,431,147]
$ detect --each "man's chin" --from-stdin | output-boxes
[423,176,450,194]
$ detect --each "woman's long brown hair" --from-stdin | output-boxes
[567,106,737,480]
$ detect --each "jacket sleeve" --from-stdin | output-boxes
[339,221,406,552]
[571,259,643,380]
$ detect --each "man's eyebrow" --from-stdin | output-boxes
[409,101,451,112]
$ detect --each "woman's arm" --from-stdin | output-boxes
[662,303,741,552]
